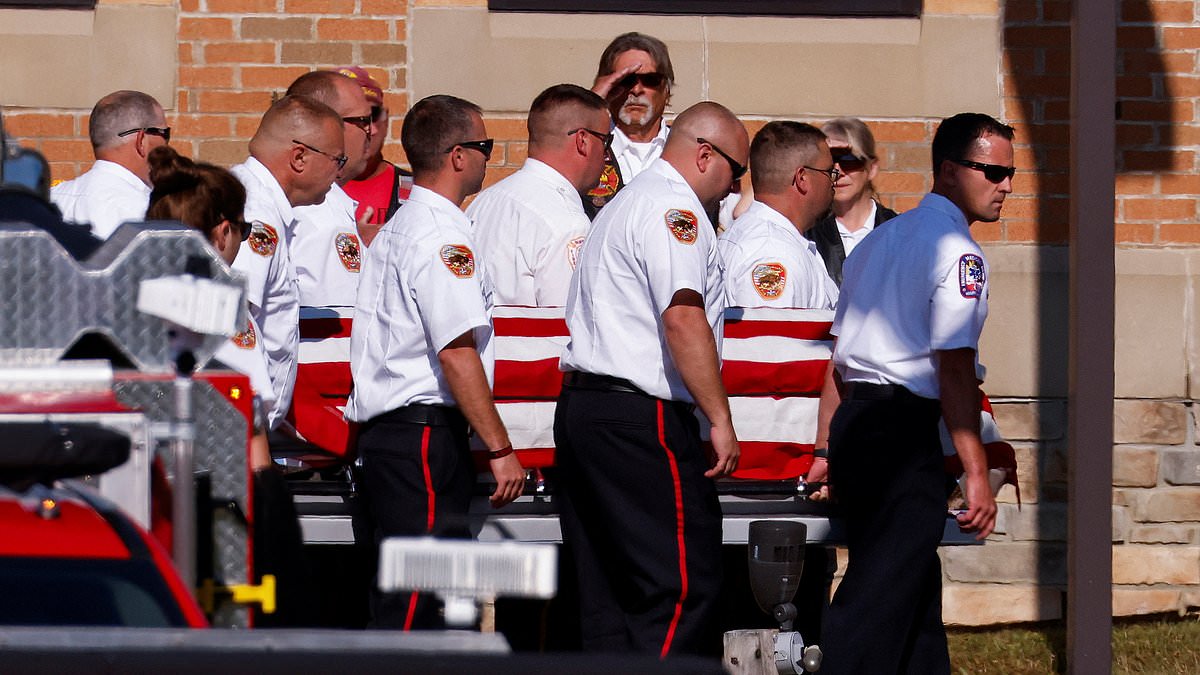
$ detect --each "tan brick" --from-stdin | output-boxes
[197,91,274,115]
[1112,545,1200,584]
[360,43,408,66]
[205,42,277,65]
[1137,488,1200,522]
[990,401,1065,442]
[505,141,528,167]
[3,113,75,137]
[1004,502,1067,541]
[194,139,251,167]
[242,66,312,90]
[241,17,314,41]
[942,543,1065,584]
[180,65,236,89]
[1129,524,1196,544]
[942,585,1061,626]
[1123,198,1197,221]
[285,0,355,12]
[1114,446,1160,487]
[1163,449,1200,486]
[316,18,389,41]
[208,0,277,11]
[1113,400,1188,445]
[1112,588,1183,617]
[281,42,353,66]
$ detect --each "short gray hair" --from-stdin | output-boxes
[89,90,163,150]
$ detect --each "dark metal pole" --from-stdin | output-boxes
[1068,1,1115,672]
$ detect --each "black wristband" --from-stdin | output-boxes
[813,447,829,459]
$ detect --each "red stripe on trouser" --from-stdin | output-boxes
[404,425,435,632]
[656,400,688,659]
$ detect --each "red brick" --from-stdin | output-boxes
[1171,77,1200,98]
[1004,74,1071,97]
[208,0,277,12]
[1159,223,1200,244]
[171,114,233,138]
[242,65,311,89]
[1042,0,1071,22]
[1117,75,1156,98]
[1115,222,1156,244]
[198,90,274,114]
[40,139,93,164]
[503,141,529,167]
[1004,0,1038,23]
[395,21,407,41]
[361,43,407,66]
[179,43,194,65]
[970,221,1004,243]
[180,65,236,89]
[1174,124,1200,145]
[864,121,928,144]
[874,172,927,195]
[49,162,82,183]
[1124,149,1194,172]
[317,18,389,41]
[1118,25,1162,50]
[1005,26,1069,48]
[361,0,407,13]
[285,0,355,12]
[1116,173,1157,195]
[1003,48,1038,75]
[1119,99,1192,122]
[483,118,527,142]
[1123,50,1195,76]
[4,113,75,137]
[1043,100,1071,122]
[177,90,191,114]
[1123,0,1195,23]
[1038,48,1072,76]
[179,17,233,41]
[1124,197,1196,221]
[1159,174,1200,195]
[235,114,266,138]
[194,140,251,167]
[1008,219,1068,244]
[281,41,353,65]
[205,42,276,64]
[1163,27,1200,50]
[1011,121,1069,146]
[1116,123,1156,147]
[179,0,200,11]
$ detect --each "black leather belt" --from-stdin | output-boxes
[842,382,927,402]
[371,404,466,427]
[562,371,647,395]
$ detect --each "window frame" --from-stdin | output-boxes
[487,0,922,17]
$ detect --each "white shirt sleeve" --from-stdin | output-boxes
[641,204,711,315]
[930,241,989,352]
[412,239,491,352]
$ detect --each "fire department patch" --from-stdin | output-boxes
[587,162,620,207]
[440,244,475,278]
[752,263,788,300]
[231,323,256,350]
[665,209,699,244]
[248,223,278,257]
[566,236,585,270]
[959,254,985,298]
[335,232,361,272]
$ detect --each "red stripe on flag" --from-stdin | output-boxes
[723,318,833,340]
[494,358,564,400]
[722,360,828,397]
[299,317,353,340]
[717,440,815,481]
[493,316,569,337]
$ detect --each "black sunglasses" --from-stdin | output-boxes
[342,115,373,135]
[444,138,495,161]
[117,126,171,144]
[293,139,348,170]
[696,137,748,180]
[230,218,253,242]
[615,72,667,90]
[370,105,385,122]
[828,147,867,172]
[568,127,614,150]
[951,158,1016,183]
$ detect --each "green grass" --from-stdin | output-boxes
[947,614,1200,674]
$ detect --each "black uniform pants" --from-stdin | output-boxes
[357,404,474,630]
[553,376,723,658]
[821,384,950,675]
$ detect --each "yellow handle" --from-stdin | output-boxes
[198,575,277,614]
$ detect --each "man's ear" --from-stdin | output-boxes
[289,144,306,173]
[448,146,466,173]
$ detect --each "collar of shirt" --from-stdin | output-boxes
[241,156,296,231]
[835,200,878,237]
[325,182,358,218]
[407,185,471,230]
[920,192,970,231]
[646,158,703,205]
[519,158,587,216]
[744,200,818,254]
[91,159,152,193]
[610,121,670,163]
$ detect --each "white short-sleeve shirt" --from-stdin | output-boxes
[610,123,670,184]
[831,192,989,399]
[560,159,724,402]
[291,182,362,308]
[345,186,495,422]
[718,200,839,310]
[466,158,589,307]
[50,160,151,240]
[230,157,300,428]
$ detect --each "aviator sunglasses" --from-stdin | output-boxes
[950,158,1016,184]
[615,72,668,90]
[828,147,867,173]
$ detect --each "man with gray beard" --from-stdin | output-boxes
[584,32,675,217]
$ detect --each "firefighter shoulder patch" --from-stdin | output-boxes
[958,254,985,298]
[752,262,788,300]
[230,323,257,350]
[335,232,361,272]
[566,236,585,271]
[665,208,698,244]
[440,244,475,278]
[247,222,278,257]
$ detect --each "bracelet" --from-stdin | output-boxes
[488,444,514,460]
[813,447,829,459]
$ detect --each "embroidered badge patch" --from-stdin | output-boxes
[248,222,278,257]
[440,244,475,278]
[566,236,585,271]
[230,323,256,350]
[752,263,788,300]
[665,209,699,244]
[959,254,985,298]
[587,162,620,209]
[335,232,361,272]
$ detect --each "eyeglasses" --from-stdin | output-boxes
[696,137,748,180]
[614,72,668,91]
[444,138,495,161]
[292,139,348,170]
[568,127,614,150]
[230,218,253,242]
[828,147,867,173]
[117,126,171,144]
[950,158,1016,183]
[370,105,385,123]
[803,165,842,183]
[342,115,373,135]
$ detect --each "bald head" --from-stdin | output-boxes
[661,101,749,211]
[249,95,344,207]
[287,70,373,181]
[664,102,744,157]
[250,95,341,156]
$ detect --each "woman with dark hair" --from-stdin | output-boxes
[805,118,898,286]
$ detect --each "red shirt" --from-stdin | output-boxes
[344,161,412,226]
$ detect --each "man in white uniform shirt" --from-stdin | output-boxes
[346,95,525,630]
[719,121,839,310]
[467,84,610,306]
[287,70,375,307]
[230,96,345,429]
[555,102,746,657]
[815,113,1011,675]
[51,90,168,239]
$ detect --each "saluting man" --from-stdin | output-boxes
[816,113,1011,675]
[346,95,525,630]
[555,101,746,657]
